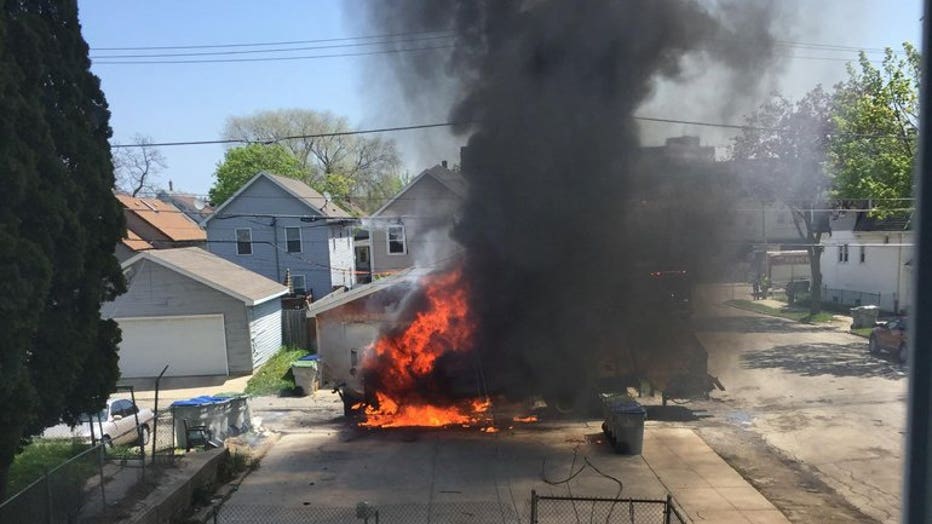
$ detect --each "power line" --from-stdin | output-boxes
[92,44,454,65]
[90,30,454,51]
[89,34,455,59]
[91,29,905,57]
[110,121,461,148]
[111,114,906,149]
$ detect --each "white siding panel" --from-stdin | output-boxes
[248,299,283,368]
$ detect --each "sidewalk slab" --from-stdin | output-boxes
[643,427,790,523]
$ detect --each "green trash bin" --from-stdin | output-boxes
[292,358,319,396]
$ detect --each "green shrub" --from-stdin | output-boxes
[6,440,91,497]
[244,347,309,396]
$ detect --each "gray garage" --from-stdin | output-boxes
[103,247,288,378]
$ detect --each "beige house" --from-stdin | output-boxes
[365,163,467,277]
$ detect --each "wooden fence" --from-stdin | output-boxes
[282,308,311,349]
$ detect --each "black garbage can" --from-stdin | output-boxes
[601,397,647,455]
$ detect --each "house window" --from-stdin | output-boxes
[285,227,302,253]
[292,275,306,295]
[236,228,252,255]
[387,225,406,255]
[859,245,866,264]
[838,244,849,263]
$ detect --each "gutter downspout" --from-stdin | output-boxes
[272,217,281,282]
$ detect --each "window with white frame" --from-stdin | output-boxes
[387,225,406,255]
[859,245,866,263]
[291,275,306,295]
[285,227,301,253]
[838,244,849,263]
[236,228,252,255]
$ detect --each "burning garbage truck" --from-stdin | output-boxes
[314,257,722,429]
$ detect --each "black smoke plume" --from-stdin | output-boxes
[362,0,784,404]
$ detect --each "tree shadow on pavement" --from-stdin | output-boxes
[741,342,907,380]
[693,315,837,334]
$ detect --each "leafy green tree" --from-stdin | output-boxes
[222,109,403,211]
[829,44,919,214]
[208,144,308,206]
[0,0,126,496]
[733,86,835,314]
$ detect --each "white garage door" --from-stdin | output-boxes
[116,314,229,378]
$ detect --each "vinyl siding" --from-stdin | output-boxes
[101,259,254,375]
[370,174,462,275]
[205,175,351,300]
[328,225,356,288]
[247,298,283,367]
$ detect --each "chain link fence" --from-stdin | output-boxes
[0,444,105,524]
[532,493,687,524]
[207,494,685,524]
[1,409,180,523]
[211,502,524,524]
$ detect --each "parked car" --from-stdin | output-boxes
[869,318,909,364]
[42,398,154,447]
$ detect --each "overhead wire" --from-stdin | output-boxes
[90,29,455,51]
[92,44,455,65]
[90,34,455,59]
[109,114,907,148]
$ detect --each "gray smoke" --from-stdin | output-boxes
[361,0,787,403]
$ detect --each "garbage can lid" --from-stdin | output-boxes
[298,354,319,361]
[170,395,230,407]
[292,360,318,368]
[605,399,646,415]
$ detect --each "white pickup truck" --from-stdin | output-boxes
[43,398,155,447]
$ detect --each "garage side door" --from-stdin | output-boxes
[116,315,228,378]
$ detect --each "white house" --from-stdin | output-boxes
[820,211,913,313]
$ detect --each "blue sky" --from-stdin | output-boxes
[78,1,923,196]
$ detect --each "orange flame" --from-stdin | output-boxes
[512,415,539,423]
[358,268,493,428]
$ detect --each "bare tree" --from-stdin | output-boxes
[113,134,166,196]
[222,109,403,210]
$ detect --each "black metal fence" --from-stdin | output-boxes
[531,492,688,524]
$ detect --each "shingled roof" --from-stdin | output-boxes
[123,247,288,306]
[116,194,206,242]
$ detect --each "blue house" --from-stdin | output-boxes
[203,172,357,301]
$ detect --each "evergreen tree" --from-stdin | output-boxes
[0,0,125,495]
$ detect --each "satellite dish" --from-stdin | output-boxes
[193,198,207,211]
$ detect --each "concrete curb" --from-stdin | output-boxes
[187,432,281,523]
[121,448,228,524]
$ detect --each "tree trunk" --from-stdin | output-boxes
[808,245,823,314]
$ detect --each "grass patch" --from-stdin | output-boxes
[245,346,309,396]
[725,299,834,324]
[851,327,873,338]
[6,440,92,497]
